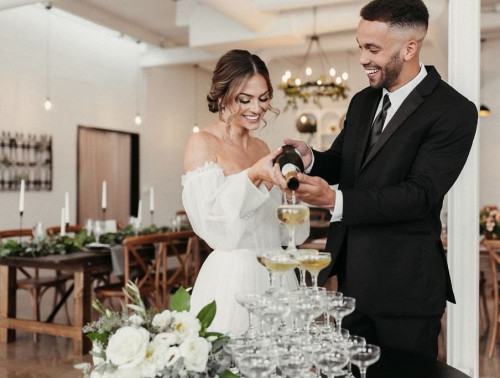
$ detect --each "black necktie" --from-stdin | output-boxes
[370,94,391,147]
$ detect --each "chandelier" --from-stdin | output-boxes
[279,8,349,111]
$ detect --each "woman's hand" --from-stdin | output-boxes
[247,147,283,189]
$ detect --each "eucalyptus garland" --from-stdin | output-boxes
[0,229,89,258]
[0,224,188,259]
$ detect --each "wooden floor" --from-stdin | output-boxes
[0,275,498,377]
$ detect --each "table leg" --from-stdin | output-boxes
[0,265,16,342]
[73,270,92,355]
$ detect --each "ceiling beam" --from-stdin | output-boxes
[50,0,169,47]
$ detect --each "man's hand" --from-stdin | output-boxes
[273,167,336,210]
[283,137,313,170]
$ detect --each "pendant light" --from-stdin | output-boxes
[134,41,142,126]
[192,64,200,133]
[44,3,52,111]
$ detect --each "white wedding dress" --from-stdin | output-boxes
[182,162,308,336]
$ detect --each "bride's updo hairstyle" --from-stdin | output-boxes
[207,49,279,125]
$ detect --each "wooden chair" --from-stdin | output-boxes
[94,230,201,311]
[46,224,84,236]
[484,239,500,357]
[0,229,72,340]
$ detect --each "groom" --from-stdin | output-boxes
[275,0,477,359]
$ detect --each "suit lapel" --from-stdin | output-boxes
[360,66,441,171]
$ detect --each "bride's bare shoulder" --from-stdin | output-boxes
[184,127,220,172]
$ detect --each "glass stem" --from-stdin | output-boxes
[311,273,318,290]
[299,267,306,287]
[288,227,296,250]
[360,368,367,378]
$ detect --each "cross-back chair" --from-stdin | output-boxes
[484,238,500,358]
[94,230,201,311]
[46,224,84,236]
[0,229,72,341]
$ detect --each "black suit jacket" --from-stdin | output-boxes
[311,66,477,316]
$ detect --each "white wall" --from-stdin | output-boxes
[0,5,143,230]
[479,38,500,208]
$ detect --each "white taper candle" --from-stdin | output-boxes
[101,181,107,209]
[149,187,154,212]
[60,208,66,236]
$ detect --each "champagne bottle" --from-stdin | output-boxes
[274,145,304,190]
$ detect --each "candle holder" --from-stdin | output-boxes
[102,208,106,221]
[150,210,154,226]
[19,211,23,243]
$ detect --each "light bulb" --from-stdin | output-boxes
[44,97,52,111]
[300,115,307,123]
[342,72,349,80]
[282,75,288,83]
[295,78,301,86]
[335,76,342,85]
[192,126,200,133]
[135,114,142,125]
[305,67,312,76]
[317,79,322,85]
[285,70,291,79]
[329,68,336,77]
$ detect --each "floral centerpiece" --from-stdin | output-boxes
[0,230,88,258]
[480,205,500,239]
[77,281,236,378]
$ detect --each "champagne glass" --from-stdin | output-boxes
[32,222,45,243]
[235,292,262,338]
[262,253,298,292]
[93,220,103,243]
[323,290,343,331]
[297,252,331,289]
[295,249,318,288]
[350,344,381,378]
[330,297,356,338]
[238,353,275,378]
[345,335,366,378]
[316,348,350,378]
[277,193,309,253]
[256,249,283,293]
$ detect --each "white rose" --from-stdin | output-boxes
[105,326,150,370]
[148,335,181,370]
[153,332,178,347]
[128,314,144,327]
[179,336,210,373]
[172,311,201,343]
[152,310,173,329]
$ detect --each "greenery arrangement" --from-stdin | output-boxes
[0,230,88,258]
[77,281,236,378]
[0,224,189,258]
[279,78,349,111]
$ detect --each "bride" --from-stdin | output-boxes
[182,50,308,336]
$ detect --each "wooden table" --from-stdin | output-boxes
[0,250,111,355]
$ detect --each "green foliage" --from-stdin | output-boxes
[170,286,191,312]
[0,229,88,258]
[279,80,349,112]
[197,300,217,334]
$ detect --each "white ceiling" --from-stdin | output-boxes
[2,0,500,67]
